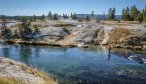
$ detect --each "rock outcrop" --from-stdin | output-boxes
[73,28,99,44]
[39,27,69,41]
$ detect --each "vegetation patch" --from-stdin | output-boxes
[109,28,131,44]
[0,77,24,84]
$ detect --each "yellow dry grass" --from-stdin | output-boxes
[109,28,131,44]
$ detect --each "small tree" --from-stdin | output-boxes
[130,5,138,21]
[19,16,32,38]
[121,8,125,20]
[125,7,131,21]
[1,15,12,39]
[48,11,52,19]
[71,13,73,18]
[1,15,7,33]
[108,8,115,20]
[33,14,36,22]
[41,14,45,21]
[33,25,40,32]
[71,13,77,19]
[86,16,90,22]
[53,14,58,20]
[137,13,143,24]
[91,11,94,18]
[111,8,115,20]
[108,8,112,20]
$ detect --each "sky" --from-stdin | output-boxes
[0,0,146,16]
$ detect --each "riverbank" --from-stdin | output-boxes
[4,39,146,50]
[4,39,86,48]
[0,56,58,84]
[3,19,146,50]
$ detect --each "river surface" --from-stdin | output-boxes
[0,43,146,84]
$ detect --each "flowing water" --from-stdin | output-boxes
[0,43,146,84]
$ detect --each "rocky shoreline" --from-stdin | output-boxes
[0,56,58,84]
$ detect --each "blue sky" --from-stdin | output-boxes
[0,0,146,16]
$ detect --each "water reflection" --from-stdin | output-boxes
[2,47,10,57]
[19,45,32,64]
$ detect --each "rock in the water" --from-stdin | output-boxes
[128,55,143,64]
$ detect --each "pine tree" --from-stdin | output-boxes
[33,14,36,22]
[86,15,90,21]
[143,5,146,22]
[1,15,12,39]
[91,11,94,19]
[130,5,138,21]
[19,16,32,38]
[1,15,7,33]
[108,8,115,20]
[111,8,115,20]
[125,7,131,21]
[108,8,112,20]
[48,11,52,19]
[137,12,143,24]
[71,13,73,18]
[71,13,77,19]
[121,8,125,20]
[103,12,106,20]
[41,14,45,21]
[53,14,58,20]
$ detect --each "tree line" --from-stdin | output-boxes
[107,5,146,23]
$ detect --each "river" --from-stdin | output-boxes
[0,43,146,84]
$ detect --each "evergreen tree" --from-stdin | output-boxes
[71,13,73,18]
[91,11,94,18]
[48,11,52,19]
[86,15,90,21]
[121,8,125,20]
[143,5,146,22]
[63,14,68,19]
[1,15,12,39]
[130,5,138,21]
[33,25,40,33]
[111,8,115,20]
[108,8,112,20]
[53,14,58,20]
[71,13,77,19]
[1,15,7,33]
[19,16,32,38]
[33,14,36,22]
[103,12,106,20]
[137,12,143,24]
[108,8,115,20]
[41,14,45,21]
[125,7,131,21]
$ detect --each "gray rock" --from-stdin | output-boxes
[39,27,69,41]
[74,28,99,44]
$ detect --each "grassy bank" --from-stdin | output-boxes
[0,57,58,84]
[0,77,24,84]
